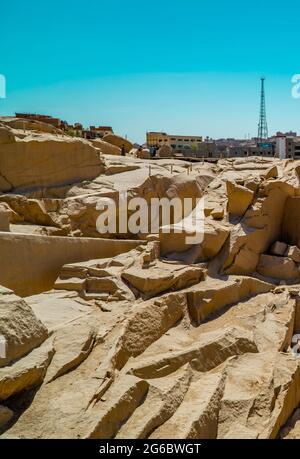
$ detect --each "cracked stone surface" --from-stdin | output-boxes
[0,122,300,439]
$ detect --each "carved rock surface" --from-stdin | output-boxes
[1,153,300,439]
[0,286,48,368]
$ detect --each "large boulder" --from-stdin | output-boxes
[122,262,203,299]
[0,195,58,226]
[187,277,273,324]
[226,180,254,217]
[136,149,151,159]
[102,134,133,153]
[218,351,300,439]
[159,219,230,261]
[0,128,105,191]
[89,138,121,156]
[54,243,203,301]
[0,117,62,135]
[0,338,54,401]
[223,181,295,275]
[286,245,300,263]
[0,286,48,367]
[157,145,173,158]
[257,254,300,281]
[262,165,278,180]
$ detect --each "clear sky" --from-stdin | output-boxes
[1,0,300,143]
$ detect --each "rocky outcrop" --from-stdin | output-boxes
[186,277,273,324]
[257,254,300,281]
[0,127,104,192]
[122,261,203,299]
[44,322,95,383]
[223,181,296,275]
[2,154,300,439]
[157,145,173,158]
[226,180,254,217]
[136,149,151,159]
[102,133,133,153]
[0,232,142,296]
[150,371,226,439]
[0,117,62,135]
[0,338,54,401]
[0,286,48,367]
[217,351,300,439]
[89,138,121,156]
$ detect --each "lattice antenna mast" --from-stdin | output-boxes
[258,77,268,140]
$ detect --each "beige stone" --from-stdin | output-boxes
[257,254,299,281]
[117,365,192,439]
[263,165,278,180]
[136,149,151,159]
[0,232,143,296]
[187,277,272,324]
[0,128,104,192]
[0,338,54,401]
[151,371,225,439]
[157,145,173,158]
[122,262,203,299]
[45,323,95,383]
[89,138,121,156]
[286,245,300,263]
[226,180,254,217]
[0,117,62,135]
[2,155,300,439]
[128,326,257,379]
[210,207,224,220]
[102,133,133,153]
[218,352,290,438]
[0,287,48,368]
[84,376,149,439]
[223,181,295,275]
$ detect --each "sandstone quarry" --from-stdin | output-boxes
[0,120,300,439]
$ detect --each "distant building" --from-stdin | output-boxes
[276,131,297,137]
[275,134,300,159]
[146,131,278,158]
[193,142,217,158]
[146,131,203,154]
[169,135,203,153]
[146,132,170,146]
[228,143,274,157]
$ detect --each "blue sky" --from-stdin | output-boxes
[1,0,300,143]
